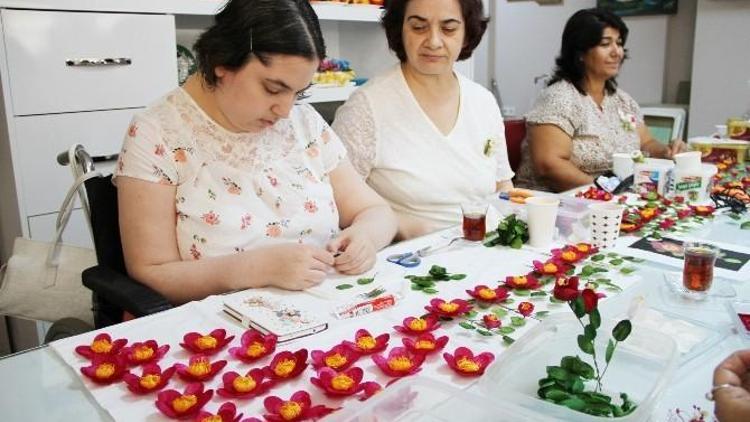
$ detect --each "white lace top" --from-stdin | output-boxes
[515,80,642,191]
[114,88,346,261]
[332,65,514,231]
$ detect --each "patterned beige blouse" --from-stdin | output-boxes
[515,80,642,192]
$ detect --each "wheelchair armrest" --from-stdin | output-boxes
[82,265,173,317]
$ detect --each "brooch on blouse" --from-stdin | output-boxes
[619,109,638,132]
[483,137,498,157]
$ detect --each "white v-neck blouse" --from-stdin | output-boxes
[332,65,513,231]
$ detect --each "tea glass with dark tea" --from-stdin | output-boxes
[682,242,719,298]
[461,202,488,242]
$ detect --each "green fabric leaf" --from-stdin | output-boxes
[577,335,594,355]
[612,320,632,342]
[605,339,616,364]
[336,284,353,290]
[459,322,475,330]
[498,326,516,334]
[356,277,374,285]
[590,308,601,329]
[511,316,526,327]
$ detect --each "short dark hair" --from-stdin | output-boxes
[382,0,488,62]
[549,8,629,95]
[194,0,326,87]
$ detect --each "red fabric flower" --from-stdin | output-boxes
[155,382,213,420]
[482,314,502,329]
[80,354,128,385]
[532,260,569,277]
[553,276,580,301]
[659,218,676,230]
[638,207,661,222]
[217,368,273,399]
[582,288,599,313]
[180,329,234,356]
[359,381,383,401]
[393,315,441,336]
[619,221,642,233]
[572,243,598,257]
[120,340,169,366]
[401,333,449,355]
[263,349,309,382]
[342,329,389,355]
[690,205,716,217]
[75,333,127,360]
[443,347,495,377]
[676,208,693,219]
[674,196,685,204]
[228,330,276,363]
[263,391,336,422]
[310,366,366,397]
[551,247,584,264]
[174,355,227,382]
[311,344,361,371]
[372,347,425,378]
[466,285,510,303]
[517,301,535,317]
[123,363,175,394]
[504,274,542,290]
[424,298,473,317]
[194,402,242,422]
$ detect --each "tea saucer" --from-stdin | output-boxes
[662,271,737,300]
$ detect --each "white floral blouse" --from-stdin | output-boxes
[114,88,346,261]
[515,80,642,192]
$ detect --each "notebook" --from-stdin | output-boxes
[223,293,328,343]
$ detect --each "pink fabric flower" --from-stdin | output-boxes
[342,329,389,355]
[174,355,227,382]
[443,347,495,377]
[228,330,276,363]
[466,285,510,303]
[180,328,234,356]
[393,315,441,336]
[122,363,175,394]
[217,368,273,399]
[75,333,127,360]
[310,367,366,397]
[372,347,425,378]
[120,340,169,366]
[155,382,213,420]
[263,349,309,382]
[80,354,128,385]
[424,298,473,317]
[310,344,361,371]
[401,333,449,355]
[263,391,336,422]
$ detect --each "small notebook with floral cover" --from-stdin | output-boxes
[223,294,327,342]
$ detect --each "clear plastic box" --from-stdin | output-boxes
[326,377,546,422]
[479,313,679,421]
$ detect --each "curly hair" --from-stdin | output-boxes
[194,0,326,87]
[549,8,629,95]
[382,0,488,62]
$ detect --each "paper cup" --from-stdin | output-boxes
[588,203,624,249]
[612,152,634,180]
[526,197,560,248]
[674,151,702,173]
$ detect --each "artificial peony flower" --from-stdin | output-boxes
[532,260,570,277]
[155,382,213,420]
[572,243,598,257]
[262,391,336,422]
[465,285,510,304]
[80,354,128,385]
[122,363,175,394]
[359,381,383,401]
[551,247,584,264]
[582,288,599,313]
[228,330,276,363]
[342,329,389,355]
[174,355,227,382]
[372,347,425,378]
[194,402,243,422]
[75,333,127,360]
[443,347,495,377]
[424,298,473,318]
[482,314,502,329]
[401,333,449,355]
[517,301,535,317]
[217,368,273,399]
[180,329,235,356]
[504,274,542,290]
[690,205,716,217]
[553,276,580,301]
[393,315,441,336]
[310,366,366,397]
[310,344,361,371]
[120,340,169,366]
[263,349,308,382]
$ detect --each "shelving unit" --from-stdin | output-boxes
[302,84,359,104]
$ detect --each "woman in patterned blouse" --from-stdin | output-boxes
[515,8,687,192]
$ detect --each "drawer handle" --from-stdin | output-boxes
[65,58,132,67]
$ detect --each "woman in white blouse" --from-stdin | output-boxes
[115,0,397,304]
[332,0,514,240]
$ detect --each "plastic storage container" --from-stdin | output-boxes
[633,158,674,196]
[689,137,750,164]
[327,377,545,422]
[479,313,678,422]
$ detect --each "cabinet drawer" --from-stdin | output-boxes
[1,9,177,115]
[14,109,131,216]
[28,209,93,249]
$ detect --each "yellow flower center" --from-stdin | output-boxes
[576,244,590,253]
[324,353,348,369]
[201,416,222,422]
[415,340,435,350]
[641,209,655,218]
[520,304,532,312]
[274,359,297,377]
[697,206,708,212]
[172,395,197,413]
[513,276,528,286]
[438,302,459,313]
[245,341,266,358]
[478,288,497,300]
[94,363,116,379]
[356,336,376,350]
[195,336,218,350]
[387,356,413,372]
[232,375,257,393]
[279,401,302,421]
[139,374,161,389]
[561,251,577,261]
[132,345,154,361]
[408,318,427,331]
[456,357,480,373]
[188,359,212,377]
[331,374,355,391]
[91,339,113,354]
[543,263,558,273]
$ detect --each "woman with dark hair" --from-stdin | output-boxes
[114,0,397,303]
[515,8,687,192]
[332,0,514,240]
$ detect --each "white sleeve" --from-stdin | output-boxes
[331,90,377,179]
[494,117,515,182]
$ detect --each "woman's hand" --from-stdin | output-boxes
[713,349,750,422]
[665,139,688,158]
[256,244,335,291]
[327,226,377,275]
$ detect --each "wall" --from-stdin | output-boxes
[491,0,687,117]
[663,0,696,104]
[689,0,750,137]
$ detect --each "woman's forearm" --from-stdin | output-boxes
[537,158,595,192]
[348,204,398,249]
[641,137,669,158]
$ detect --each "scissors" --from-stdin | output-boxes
[387,251,422,268]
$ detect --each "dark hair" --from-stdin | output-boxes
[549,8,629,95]
[382,0,488,62]
[194,0,326,87]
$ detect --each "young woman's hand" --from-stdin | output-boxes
[327,226,377,275]
[253,244,334,291]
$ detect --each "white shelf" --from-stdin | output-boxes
[301,84,358,104]
[0,1,383,21]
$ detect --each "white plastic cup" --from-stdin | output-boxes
[673,151,702,173]
[612,152,634,180]
[525,197,560,248]
[715,124,728,138]
[588,203,625,249]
